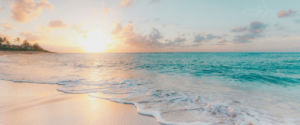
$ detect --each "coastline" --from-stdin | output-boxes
[0,80,160,125]
[0,50,54,56]
[0,52,159,125]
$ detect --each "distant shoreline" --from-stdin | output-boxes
[0,50,54,56]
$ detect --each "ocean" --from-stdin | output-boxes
[0,53,299,125]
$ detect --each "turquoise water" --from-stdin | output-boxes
[0,53,299,125]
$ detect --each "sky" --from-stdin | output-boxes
[0,0,300,53]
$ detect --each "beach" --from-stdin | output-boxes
[0,80,159,125]
[1,0,299,124]
[0,51,52,56]
[0,51,159,125]
[0,52,299,125]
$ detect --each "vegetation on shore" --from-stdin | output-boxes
[0,37,49,52]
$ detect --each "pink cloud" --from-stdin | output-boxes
[111,22,161,48]
[0,21,14,31]
[48,20,68,28]
[278,9,296,18]
[11,0,53,22]
[20,31,41,41]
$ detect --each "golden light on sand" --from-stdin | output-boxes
[82,30,112,53]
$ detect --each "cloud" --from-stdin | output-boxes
[20,31,41,41]
[193,33,206,43]
[192,33,221,43]
[119,0,137,8]
[278,9,296,18]
[190,33,222,46]
[0,21,14,31]
[231,27,248,32]
[112,23,160,48]
[110,23,227,49]
[206,34,221,40]
[250,21,267,31]
[11,0,53,22]
[48,20,68,28]
[111,22,184,48]
[149,27,163,40]
[111,22,123,35]
[233,34,256,43]
[163,37,189,47]
[173,37,186,43]
[72,24,89,34]
[232,21,267,43]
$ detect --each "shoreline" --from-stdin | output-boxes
[0,50,54,56]
[0,80,160,125]
[0,52,160,125]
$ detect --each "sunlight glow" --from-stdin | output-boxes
[81,30,112,53]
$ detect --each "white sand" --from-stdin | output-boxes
[0,80,160,125]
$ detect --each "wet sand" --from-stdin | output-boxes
[0,80,159,125]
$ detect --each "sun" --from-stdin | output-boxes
[81,30,112,53]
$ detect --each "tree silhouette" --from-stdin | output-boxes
[0,37,3,48]
[0,37,8,48]
[0,37,46,51]
[33,43,43,50]
[5,41,11,48]
[14,37,21,46]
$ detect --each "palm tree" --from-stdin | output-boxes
[5,41,11,48]
[22,39,31,50]
[33,43,40,50]
[0,37,7,48]
[0,37,3,48]
[14,37,21,47]
[3,37,8,42]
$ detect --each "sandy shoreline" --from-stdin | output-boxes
[0,80,159,125]
[0,51,158,125]
[0,51,53,56]
[0,51,157,125]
